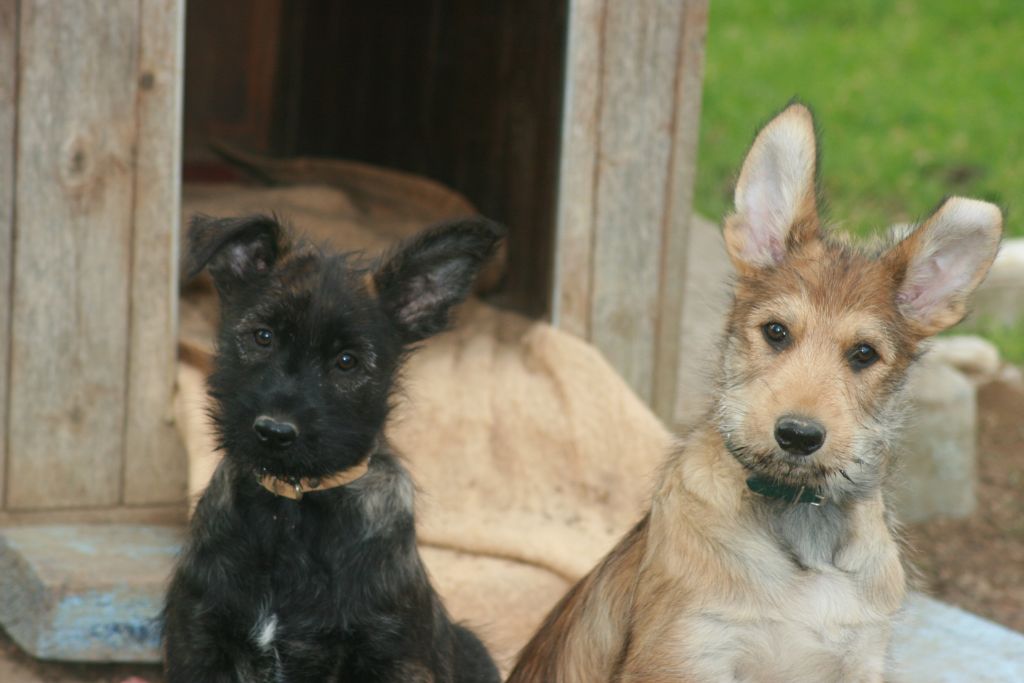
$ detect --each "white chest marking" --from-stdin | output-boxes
[252,612,278,652]
[676,572,890,682]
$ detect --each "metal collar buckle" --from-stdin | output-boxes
[792,485,826,506]
[288,477,303,501]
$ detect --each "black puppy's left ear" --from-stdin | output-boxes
[373,217,506,342]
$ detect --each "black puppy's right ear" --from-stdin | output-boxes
[372,217,506,343]
[185,214,287,290]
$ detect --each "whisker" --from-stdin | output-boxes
[758,377,781,403]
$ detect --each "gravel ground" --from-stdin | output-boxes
[906,378,1024,633]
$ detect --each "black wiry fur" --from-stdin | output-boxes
[164,214,505,683]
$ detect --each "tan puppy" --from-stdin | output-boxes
[508,103,1002,683]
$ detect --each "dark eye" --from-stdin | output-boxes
[762,322,790,349]
[253,328,273,347]
[336,352,358,371]
[849,343,879,370]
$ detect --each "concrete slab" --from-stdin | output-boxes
[891,593,1024,682]
[0,525,182,663]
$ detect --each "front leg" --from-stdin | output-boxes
[613,606,702,683]
[164,578,263,683]
[616,646,700,683]
[164,655,239,683]
[341,656,440,683]
[164,615,248,683]
[338,619,455,683]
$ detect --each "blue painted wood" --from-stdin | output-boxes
[0,524,182,662]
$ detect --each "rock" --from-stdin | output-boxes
[928,335,1001,382]
[891,359,976,523]
[0,525,182,662]
[998,363,1024,387]
[973,237,1024,327]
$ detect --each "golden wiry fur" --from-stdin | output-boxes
[508,103,1002,683]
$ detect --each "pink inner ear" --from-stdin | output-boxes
[896,198,1002,327]
[899,241,978,320]
[765,234,785,264]
[740,184,787,267]
[225,243,252,278]
[742,228,783,265]
[225,241,271,277]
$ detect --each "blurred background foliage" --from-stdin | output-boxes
[696,0,1021,238]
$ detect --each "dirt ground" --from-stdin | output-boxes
[905,377,1024,633]
[2,380,1022,681]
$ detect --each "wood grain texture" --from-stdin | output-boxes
[0,503,186,527]
[589,0,689,404]
[0,0,16,510]
[123,0,186,504]
[552,0,707,416]
[551,0,604,339]
[651,0,708,422]
[7,0,140,509]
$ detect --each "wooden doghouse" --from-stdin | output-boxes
[0,0,707,522]
[0,0,186,521]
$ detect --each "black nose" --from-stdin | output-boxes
[774,416,825,456]
[253,416,298,448]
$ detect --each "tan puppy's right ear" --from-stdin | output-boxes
[724,103,820,275]
[885,197,1002,337]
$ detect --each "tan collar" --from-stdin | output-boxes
[257,457,372,500]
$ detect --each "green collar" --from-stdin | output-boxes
[746,475,827,506]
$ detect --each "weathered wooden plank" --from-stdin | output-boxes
[589,0,688,404]
[7,0,140,509]
[123,0,187,505]
[652,0,708,423]
[551,0,605,339]
[0,503,186,527]
[552,0,708,418]
[0,0,17,510]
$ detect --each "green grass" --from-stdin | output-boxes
[696,0,1024,239]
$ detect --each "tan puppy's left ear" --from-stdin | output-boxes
[724,103,820,275]
[886,197,1002,337]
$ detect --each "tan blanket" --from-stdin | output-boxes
[175,168,672,670]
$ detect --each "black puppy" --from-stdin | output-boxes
[164,214,504,683]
